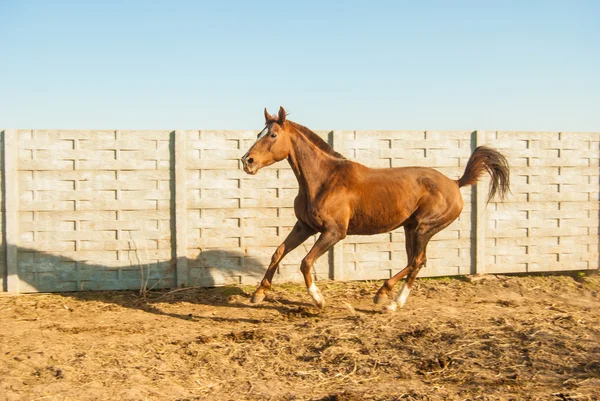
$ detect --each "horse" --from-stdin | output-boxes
[241,107,510,312]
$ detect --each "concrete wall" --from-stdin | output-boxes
[1,129,598,292]
[13,130,174,292]
[1,131,5,291]
[485,131,599,274]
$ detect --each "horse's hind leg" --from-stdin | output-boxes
[384,262,424,312]
[374,225,415,304]
[251,221,316,304]
[379,222,436,312]
[382,220,451,312]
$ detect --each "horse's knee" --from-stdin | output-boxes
[300,259,312,275]
[271,246,284,264]
[414,254,427,269]
[270,253,279,265]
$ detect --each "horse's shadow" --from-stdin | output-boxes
[68,285,312,324]
[10,247,318,324]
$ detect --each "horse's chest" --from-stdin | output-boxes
[294,196,326,232]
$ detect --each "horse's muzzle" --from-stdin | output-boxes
[241,154,258,175]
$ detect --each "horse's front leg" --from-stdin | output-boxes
[300,230,344,309]
[251,221,316,304]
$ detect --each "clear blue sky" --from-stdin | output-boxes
[1,0,598,131]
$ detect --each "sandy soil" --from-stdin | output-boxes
[1,273,599,401]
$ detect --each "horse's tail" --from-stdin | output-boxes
[457,146,510,203]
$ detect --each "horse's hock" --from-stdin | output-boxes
[0,128,598,293]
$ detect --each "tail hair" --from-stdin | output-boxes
[458,146,510,203]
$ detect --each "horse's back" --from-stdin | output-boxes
[355,165,460,201]
[344,164,463,235]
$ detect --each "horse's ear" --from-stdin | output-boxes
[277,106,287,124]
[264,107,271,123]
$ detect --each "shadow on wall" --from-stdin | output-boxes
[4,246,313,323]
[10,246,269,293]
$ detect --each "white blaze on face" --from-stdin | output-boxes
[243,127,270,162]
[254,126,269,143]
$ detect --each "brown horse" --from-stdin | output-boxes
[241,107,509,312]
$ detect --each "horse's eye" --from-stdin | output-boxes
[270,133,277,138]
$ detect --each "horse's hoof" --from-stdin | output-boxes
[315,299,326,309]
[251,291,265,304]
[373,293,387,305]
[382,302,398,314]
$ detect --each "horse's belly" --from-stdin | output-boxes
[346,208,410,235]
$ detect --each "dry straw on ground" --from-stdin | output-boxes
[1,273,599,400]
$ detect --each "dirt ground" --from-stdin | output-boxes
[1,273,599,401]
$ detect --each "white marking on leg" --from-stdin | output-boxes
[308,283,323,304]
[386,301,398,312]
[394,282,411,308]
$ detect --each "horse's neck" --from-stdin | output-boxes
[287,131,336,200]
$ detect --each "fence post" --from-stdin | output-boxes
[174,130,188,287]
[0,130,4,291]
[330,130,344,280]
[474,130,487,275]
[3,129,19,292]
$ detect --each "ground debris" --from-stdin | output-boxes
[1,274,599,400]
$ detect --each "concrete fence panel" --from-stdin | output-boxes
[485,131,599,274]
[1,128,598,292]
[11,130,174,292]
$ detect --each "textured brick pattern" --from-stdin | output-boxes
[1,129,598,292]
[340,130,476,280]
[485,132,599,273]
[16,130,174,291]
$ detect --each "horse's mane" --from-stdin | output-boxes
[287,121,346,159]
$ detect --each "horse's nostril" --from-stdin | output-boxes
[247,157,254,165]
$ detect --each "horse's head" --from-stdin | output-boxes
[241,106,292,175]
